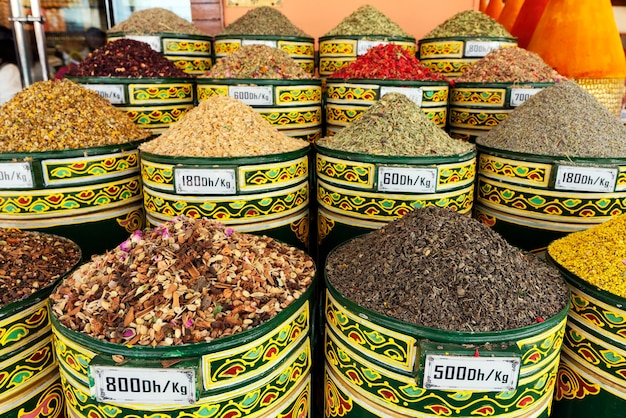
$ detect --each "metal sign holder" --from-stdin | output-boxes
[9,0,49,87]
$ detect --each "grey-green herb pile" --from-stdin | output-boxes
[108,8,205,35]
[323,5,412,38]
[424,10,512,39]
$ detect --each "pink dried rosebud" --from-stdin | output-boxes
[122,328,135,338]
[225,227,234,237]
[119,240,131,252]
[185,319,194,328]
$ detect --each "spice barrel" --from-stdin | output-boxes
[196,78,322,141]
[418,36,517,77]
[68,76,195,135]
[546,253,626,418]
[318,36,416,80]
[474,145,626,251]
[107,32,213,75]
[323,272,569,417]
[213,35,316,75]
[0,142,145,257]
[50,274,317,418]
[141,147,311,250]
[315,145,476,265]
[324,79,449,135]
[448,81,554,142]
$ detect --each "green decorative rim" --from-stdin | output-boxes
[477,143,626,166]
[140,144,310,166]
[67,76,193,85]
[324,256,569,344]
[545,251,626,310]
[325,78,449,86]
[214,33,314,43]
[452,81,555,89]
[50,273,316,358]
[195,77,321,86]
[319,34,416,43]
[418,35,517,44]
[315,143,476,165]
[108,31,213,42]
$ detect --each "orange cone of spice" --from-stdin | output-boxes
[485,0,504,20]
[510,0,550,48]
[479,0,488,13]
[498,0,525,32]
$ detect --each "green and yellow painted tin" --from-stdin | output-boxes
[324,79,449,135]
[418,36,517,78]
[213,35,315,75]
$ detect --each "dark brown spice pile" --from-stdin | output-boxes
[0,229,81,308]
[325,206,569,332]
[68,38,189,78]
[50,216,315,346]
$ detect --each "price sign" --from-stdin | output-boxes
[379,86,423,107]
[82,84,125,104]
[509,88,542,107]
[464,41,502,57]
[228,86,274,106]
[126,35,162,52]
[357,40,387,55]
[423,355,520,392]
[0,162,34,189]
[378,166,437,193]
[554,165,618,193]
[174,168,236,195]
[90,366,196,405]
[241,39,278,48]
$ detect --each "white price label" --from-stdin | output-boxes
[126,35,162,52]
[554,165,618,193]
[228,86,274,106]
[82,84,125,104]
[424,355,520,392]
[357,40,387,56]
[509,88,542,107]
[175,168,236,195]
[464,41,502,57]
[90,366,195,405]
[378,166,437,193]
[241,39,278,48]
[0,162,33,189]
[380,86,423,107]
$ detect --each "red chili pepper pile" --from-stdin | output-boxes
[329,43,446,81]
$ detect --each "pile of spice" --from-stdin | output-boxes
[108,8,205,35]
[0,79,148,153]
[548,214,626,298]
[204,44,310,79]
[329,43,445,80]
[476,80,626,158]
[323,5,412,37]
[456,46,565,83]
[325,206,570,332]
[140,95,309,157]
[67,38,189,78]
[317,93,473,156]
[219,6,310,37]
[423,9,512,39]
[49,216,315,346]
[0,229,81,308]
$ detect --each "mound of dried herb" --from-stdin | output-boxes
[108,8,205,35]
[424,10,512,39]
[323,5,412,38]
[68,38,189,78]
[219,6,310,37]
[317,93,473,156]
[325,206,570,332]
[476,80,626,157]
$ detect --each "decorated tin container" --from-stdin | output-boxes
[318,36,417,79]
[0,242,80,418]
[324,79,449,135]
[323,270,569,417]
[141,146,311,251]
[50,274,316,418]
[449,81,555,142]
[315,145,476,266]
[0,142,146,257]
[107,32,213,75]
[418,36,517,77]
[475,145,626,252]
[546,253,626,418]
[67,76,196,135]
[213,35,316,75]
[196,78,323,141]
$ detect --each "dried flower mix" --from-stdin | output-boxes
[329,43,445,80]
[476,80,626,158]
[0,229,81,308]
[108,7,205,35]
[49,216,315,345]
[205,44,310,79]
[323,5,412,37]
[424,10,512,38]
[325,206,569,332]
[456,46,565,83]
[219,6,310,37]
[548,214,626,298]
[0,79,148,153]
[68,38,189,78]
[317,93,473,156]
[139,95,309,157]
